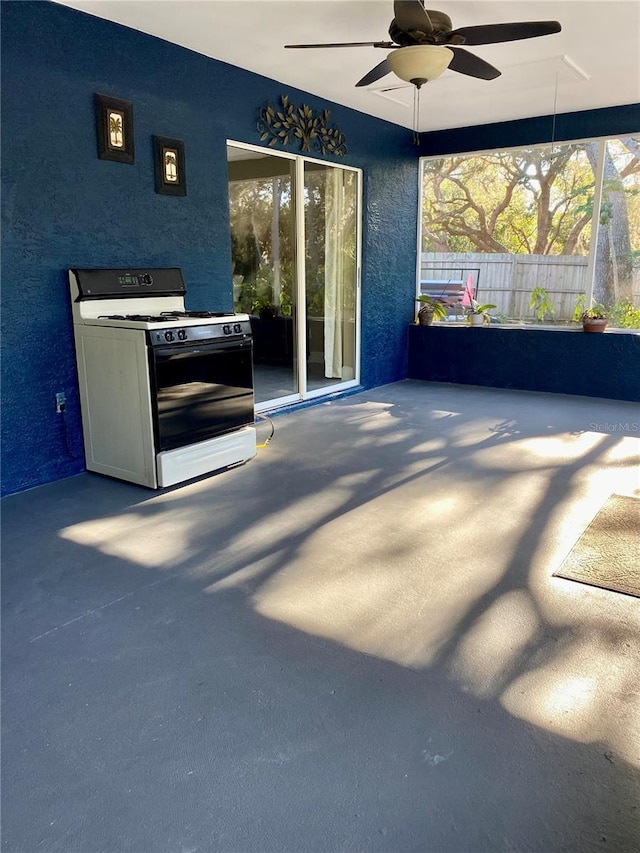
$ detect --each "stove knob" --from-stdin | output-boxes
[164,330,174,343]
[223,324,232,335]
[233,323,242,334]
[140,273,153,286]
[177,329,187,341]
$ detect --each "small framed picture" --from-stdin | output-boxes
[153,136,187,196]
[95,94,134,164]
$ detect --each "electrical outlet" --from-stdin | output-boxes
[55,392,66,413]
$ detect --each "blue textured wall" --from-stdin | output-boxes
[2,3,639,496]
[408,326,640,402]
[0,1,417,496]
[419,103,640,156]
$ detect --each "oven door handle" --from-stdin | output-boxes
[152,339,252,358]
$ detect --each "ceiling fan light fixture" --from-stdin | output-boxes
[388,45,454,85]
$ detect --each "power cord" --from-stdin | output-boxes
[255,413,275,449]
[58,402,83,460]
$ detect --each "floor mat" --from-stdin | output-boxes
[554,494,640,598]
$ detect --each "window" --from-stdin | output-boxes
[419,137,640,328]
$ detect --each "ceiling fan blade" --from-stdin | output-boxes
[393,1,433,35]
[356,58,393,88]
[285,41,395,49]
[448,47,501,80]
[449,21,561,46]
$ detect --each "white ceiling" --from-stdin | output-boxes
[56,0,640,132]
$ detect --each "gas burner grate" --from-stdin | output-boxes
[99,314,181,322]
[161,311,235,319]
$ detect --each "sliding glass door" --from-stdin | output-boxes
[303,162,358,391]
[227,143,360,407]
[227,147,298,403]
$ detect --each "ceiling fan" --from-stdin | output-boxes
[285,1,562,89]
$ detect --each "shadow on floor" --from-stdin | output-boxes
[2,381,639,852]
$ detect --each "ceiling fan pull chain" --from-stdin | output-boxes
[551,68,559,154]
[412,83,422,146]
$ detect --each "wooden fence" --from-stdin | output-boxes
[420,253,640,321]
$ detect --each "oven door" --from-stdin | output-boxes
[149,337,254,452]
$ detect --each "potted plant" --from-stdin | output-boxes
[254,299,279,320]
[416,295,447,326]
[465,298,496,326]
[581,305,608,333]
[529,286,557,323]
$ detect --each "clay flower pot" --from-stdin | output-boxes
[582,317,608,333]
[417,305,435,326]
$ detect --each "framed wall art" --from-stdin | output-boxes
[153,136,186,196]
[95,94,134,164]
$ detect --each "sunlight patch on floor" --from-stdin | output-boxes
[248,435,639,756]
[467,431,616,473]
[251,474,541,669]
[500,645,640,767]
[407,437,447,455]
[510,431,610,460]
[429,409,462,420]
[354,410,403,432]
[59,509,196,568]
[447,590,540,698]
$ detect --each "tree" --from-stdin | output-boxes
[229,177,295,313]
[422,138,640,309]
[585,138,639,304]
[422,145,595,256]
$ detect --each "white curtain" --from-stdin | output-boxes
[324,169,345,379]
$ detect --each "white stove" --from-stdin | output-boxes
[70,268,256,488]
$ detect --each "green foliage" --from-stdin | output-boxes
[416,295,447,320]
[465,299,496,324]
[422,143,595,256]
[609,300,640,328]
[466,299,497,315]
[582,303,608,320]
[230,162,357,321]
[572,294,586,322]
[529,286,557,322]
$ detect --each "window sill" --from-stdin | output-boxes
[420,321,640,336]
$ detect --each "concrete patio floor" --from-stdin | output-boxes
[2,380,639,853]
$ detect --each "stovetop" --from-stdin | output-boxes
[164,311,235,319]
[98,311,235,323]
[98,314,180,323]
[83,312,249,332]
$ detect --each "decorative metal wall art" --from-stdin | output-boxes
[153,136,187,196]
[95,94,134,164]
[257,95,347,157]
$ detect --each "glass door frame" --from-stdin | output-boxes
[227,140,362,412]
